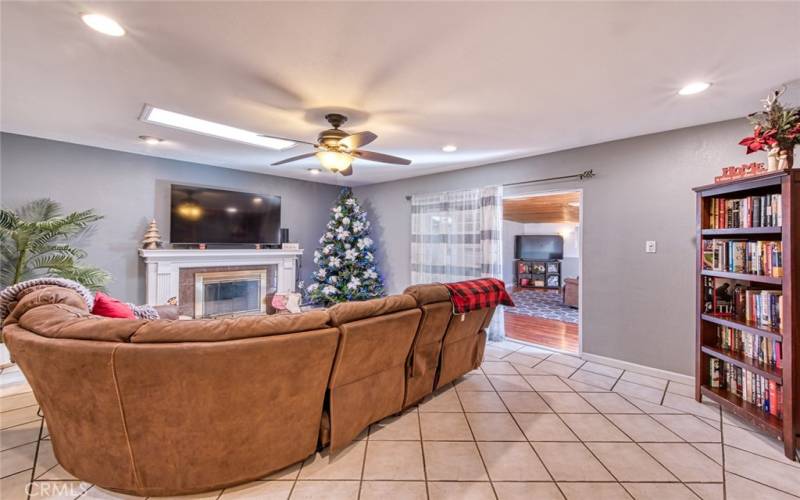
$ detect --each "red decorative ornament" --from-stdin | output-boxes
[739,126,778,154]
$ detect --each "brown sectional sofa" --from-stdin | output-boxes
[2,283,495,497]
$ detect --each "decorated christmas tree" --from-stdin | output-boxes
[306,188,385,305]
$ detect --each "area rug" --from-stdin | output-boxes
[508,288,578,324]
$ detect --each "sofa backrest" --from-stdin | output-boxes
[402,284,453,406]
[436,307,495,388]
[324,294,422,450]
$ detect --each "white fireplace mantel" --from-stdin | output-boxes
[139,248,303,305]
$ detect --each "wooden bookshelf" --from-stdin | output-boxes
[694,170,798,460]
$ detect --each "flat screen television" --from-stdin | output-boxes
[170,184,281,244]
[514,235,564,260]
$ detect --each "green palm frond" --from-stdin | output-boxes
[28,254,76,271]
[52,265,110,292]
[0,209,19,231]
[16,198,62,222]
[0,198,109,290]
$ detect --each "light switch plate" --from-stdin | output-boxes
[645,241,657,253]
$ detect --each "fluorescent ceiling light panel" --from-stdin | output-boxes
[140,106,295,150]
[82,14,125,37]
[678,82,711,96]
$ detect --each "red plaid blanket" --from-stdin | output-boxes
[442,278,515,314]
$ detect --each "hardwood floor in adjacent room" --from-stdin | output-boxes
[504,310,579,353]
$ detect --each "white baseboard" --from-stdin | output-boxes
[0,344,12,369]
[581,352,694,387]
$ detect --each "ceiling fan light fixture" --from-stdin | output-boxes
[316,151,353,172]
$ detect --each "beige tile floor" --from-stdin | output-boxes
[1,340,799,499]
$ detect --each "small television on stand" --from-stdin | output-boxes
[170,184,281,247]
[514,235,564,290]
[514,235,564,261]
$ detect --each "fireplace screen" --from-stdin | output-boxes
[194,270,269,318]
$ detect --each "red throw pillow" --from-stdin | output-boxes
[92,292,135,319]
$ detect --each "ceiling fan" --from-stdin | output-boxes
[268,113,411,176]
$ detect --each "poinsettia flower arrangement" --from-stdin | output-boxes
[739,87,800,155]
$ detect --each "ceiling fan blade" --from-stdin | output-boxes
[339,165,354,176]
[339,131,377,151]
[353,150,412,165]
[270,152,317,166]
[259,135,318,147]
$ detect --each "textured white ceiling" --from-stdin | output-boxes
[2,2,799,186]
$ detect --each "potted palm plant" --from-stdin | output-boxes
[0,199,110,291]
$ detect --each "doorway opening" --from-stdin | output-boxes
[502,190,582,354]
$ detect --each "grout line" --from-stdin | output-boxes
[451,383,498,499]
[659,380,669,406]
[24,416,45,500]
[609,369,625,392]
[415,407,431,500]
[722,443,800,470]
[356,431,368,500]
[506,361,568,499]
[724,470,800,498]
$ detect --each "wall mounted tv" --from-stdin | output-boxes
[170,184,281,245]
[514,235,564,260]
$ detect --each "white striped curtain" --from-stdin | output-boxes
[410,185,505,340]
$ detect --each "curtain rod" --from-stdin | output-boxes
[404,169,595,201]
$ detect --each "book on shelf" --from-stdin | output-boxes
[708,194,782,229]
[702,239,783,277]
[745,290,783,330]
[702,277,782,329]
[715,325,782,368]
[709,358,782,418]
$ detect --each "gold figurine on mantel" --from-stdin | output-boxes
[141,219,163,249]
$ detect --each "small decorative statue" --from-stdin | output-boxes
[141,219,163,249]
[767,146,780,172]
[271,292,302,314]
[778,150,792,170]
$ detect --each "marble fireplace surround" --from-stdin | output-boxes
[180,265,274,318]
[139,248,303,311]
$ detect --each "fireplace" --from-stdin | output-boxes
[139,248,302,317]
[175,264,278,318]
[195,270,270,318]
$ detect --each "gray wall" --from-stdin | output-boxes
[502,219,524,284]
[0,133,341,303]
[354,119,753,376]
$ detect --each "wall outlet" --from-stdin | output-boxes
[645,241,657,253]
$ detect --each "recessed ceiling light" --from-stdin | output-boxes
[442,144,458,153]
[307,168,321,175]
[225,207,238,213]
[81,14,125,37]
[678,82,711,96]
[140,105,295,150]
[138,135,163,145]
